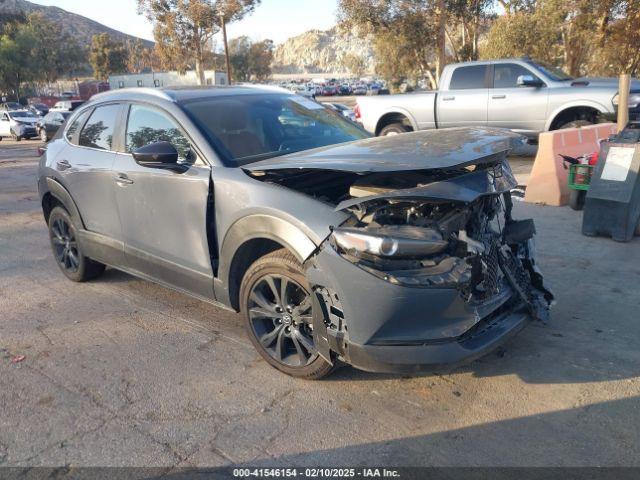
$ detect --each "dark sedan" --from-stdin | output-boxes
[37,111,71,142]
[29,103,50,117]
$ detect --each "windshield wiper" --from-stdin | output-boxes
[236,149,294,166]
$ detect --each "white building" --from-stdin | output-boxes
[109,70,228,90]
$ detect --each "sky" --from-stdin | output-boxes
[30,0,339,44]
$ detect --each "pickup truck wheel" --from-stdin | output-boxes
[240,249,335,380]
[379,123,411,136]
[559,120,592,130]
[48,206,105,282]
[569,190,586,211]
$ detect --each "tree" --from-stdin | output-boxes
[248,39,273,81]
[126,38,159,74]
[338,0,450,88]
[228,35,251,81]
[342,53,367,77]
[27,12,84,84]
[137,0,261,85]
[481,0,640,77]
[228,36,273,82]
[89,33,128,81]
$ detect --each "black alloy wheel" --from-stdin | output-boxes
[50,215,80,273]
[248,273,315,368]
[47,206,105,282]
[240,249,335,379]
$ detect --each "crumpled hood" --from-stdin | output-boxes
[244,127,525,174]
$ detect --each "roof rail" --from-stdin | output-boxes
[90,87,175,102]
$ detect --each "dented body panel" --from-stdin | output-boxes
[38,86,552,375]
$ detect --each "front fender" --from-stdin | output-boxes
[215,214,318,307]
[544,100,612,131]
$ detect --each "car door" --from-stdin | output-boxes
[0,112,11,137]
[488,62,549,135]
[111,103,214,298]
[58,104,124,264]
[437,64,490,128]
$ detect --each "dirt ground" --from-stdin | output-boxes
[1,139,639,468]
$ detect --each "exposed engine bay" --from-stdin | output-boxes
[248,158,554,322]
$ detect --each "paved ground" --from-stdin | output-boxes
[1,139,639,468]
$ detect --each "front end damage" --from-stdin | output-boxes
[245,130,554,373]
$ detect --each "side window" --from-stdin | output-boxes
[449,65,488,90]
[493,64,541,88]
[65,109,91,143]
[79,104,120,151]
[125,104,191,160]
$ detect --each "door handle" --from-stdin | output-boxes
[492,95,506,99]
[114,173,134,186]
[442,96,455,101]
[56,159,71,171]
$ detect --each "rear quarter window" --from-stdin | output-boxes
[65,109,91,144]
[449,65,489,90]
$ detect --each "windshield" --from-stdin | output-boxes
[181,93,370,165]
[10,111,37,119]
[527,60,573,81]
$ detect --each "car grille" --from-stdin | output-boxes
[461,240,502,302]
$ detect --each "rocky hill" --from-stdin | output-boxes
[0,0,153,47]
[272,26,375,75]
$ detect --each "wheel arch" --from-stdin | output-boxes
[375,109,417,136]
[216,214,318,311]
[42,177,85,228]
[546,101,609,131]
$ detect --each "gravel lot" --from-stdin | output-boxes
[1,139,639,468]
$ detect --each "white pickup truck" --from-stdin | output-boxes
[355,58,640,140]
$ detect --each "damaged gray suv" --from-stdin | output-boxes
[38,86,553,379]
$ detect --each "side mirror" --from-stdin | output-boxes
[132,141,183,171]
[517,75,543,87]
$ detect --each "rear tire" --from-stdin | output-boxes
[379,123,411,136]
[48,206,105,282]
[559,120,592,130]
[240,249,335,380]
[569,190,586,211]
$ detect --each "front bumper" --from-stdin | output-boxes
[346,302,530,374]
[306,246,547,374]
[12,124,37,138]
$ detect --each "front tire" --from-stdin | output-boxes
[379,123,411,136]
[240,249,334,380]
[48,206,105,282]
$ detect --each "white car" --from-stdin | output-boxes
[0,110,40,141]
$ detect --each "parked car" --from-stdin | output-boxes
[1,102,23,111]
[321,85,337,96]
[29,103,50,117]
[339,84,352,95]
[37,110,71,142]
[323,102,357,122]
[51,100,85,112]
[0,110,39,141]
[356,57,640,138]
[353,85,368,96]
[38,86,552,379]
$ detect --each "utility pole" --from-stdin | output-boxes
[618,73,630,131]
[220,12,232,85]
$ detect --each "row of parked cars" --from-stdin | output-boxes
[283,80,386,98]
[0,100,83,142]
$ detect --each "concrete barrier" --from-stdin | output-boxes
[524,123,618,206]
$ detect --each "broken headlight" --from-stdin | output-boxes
[331,225,448,259]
